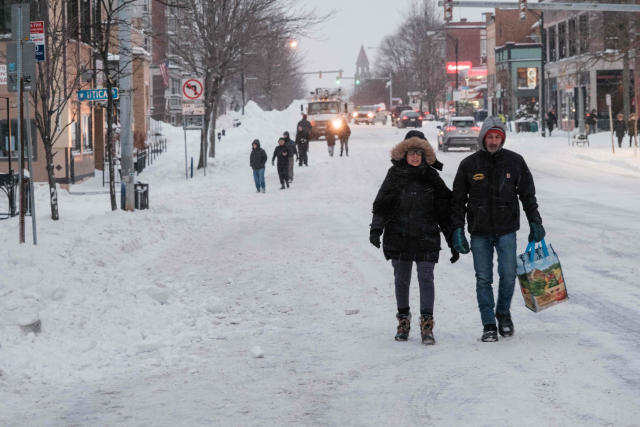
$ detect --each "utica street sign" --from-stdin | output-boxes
[77,88,119,101]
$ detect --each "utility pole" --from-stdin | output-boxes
[119,2,134,211]
[540,11,546,137]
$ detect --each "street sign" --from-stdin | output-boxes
[0,65,6,85]
[7,41,36,92]
[183,115,204,129]
[77,88,119,101]
[182,78,204,101]
[182,102,205,115]
[30,21,45,62]
[606,94,611,106]
[11,4,30,41]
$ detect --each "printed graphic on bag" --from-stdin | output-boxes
[516,243,568,312]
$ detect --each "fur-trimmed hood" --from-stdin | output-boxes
[390,137,437,165]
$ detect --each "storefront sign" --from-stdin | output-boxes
[446,61,472,74]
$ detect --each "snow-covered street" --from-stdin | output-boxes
[2,102,640,426]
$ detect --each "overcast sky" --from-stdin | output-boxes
[297,0,518,93]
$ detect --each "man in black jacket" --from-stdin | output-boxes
[295,114,312,166]
[272,137,290,189]
[451,116,545,342]
[249,139,267,193]
[283,131,297,183]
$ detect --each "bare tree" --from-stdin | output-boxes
[578,9,636,121]
[31,0,90,220]
[243,30,307,111]
[375,0,446,110]
[171,0,325,168]
[93,0,140,211]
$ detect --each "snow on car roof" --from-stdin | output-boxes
[451,116,475,121]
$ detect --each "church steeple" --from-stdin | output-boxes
[355,44,371,81]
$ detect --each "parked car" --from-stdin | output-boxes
[397,110,423,128]
[437,116,480,151]
[351,105,387,125]
[391,105,413,126]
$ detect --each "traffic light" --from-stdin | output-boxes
[355,79,360,85]
[319,71,322,79]
[444,0,453,22]
[338,70,343,79]
[519,0,527,21]
[336,78,341,85]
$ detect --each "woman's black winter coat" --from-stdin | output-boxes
[614,119,627,138]
[370,160,454,262]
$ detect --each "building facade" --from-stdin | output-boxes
[445,19,488,112]
[0,0,152,183]
[544,9,633,131]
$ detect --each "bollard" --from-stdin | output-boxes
[190,157,194,178]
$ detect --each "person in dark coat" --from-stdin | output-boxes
[339,118,351,157]
[628,114,638,147]
[370,130,457,345]
[451,116,544,343]
[272,137,290,189]
[283,131,298,183]
[614,113,627,148]
[295,114,312,166]
[546,110,557,136]
[249,139,267,193]
[585,110,597,134]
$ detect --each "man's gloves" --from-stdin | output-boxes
[528,222,546,243]
[450,249,460,263]
[369,229,382,248]
[452,228,470,254]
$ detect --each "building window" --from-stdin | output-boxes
[80,0,91,43]
[0,1,10,34]
[82,114,93,151]
[568,19,577,57]
[548,26,556,62]
[171,78,180,95]
[579,14,589,53]
[558,22,567,59]
[67,0,79,40]
[517,68,538,89]
[1,120,37,160]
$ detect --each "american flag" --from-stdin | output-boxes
[159,61,169,88]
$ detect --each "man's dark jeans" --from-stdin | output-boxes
[470,232,517,325]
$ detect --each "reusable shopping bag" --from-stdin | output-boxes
[516,239,568,312]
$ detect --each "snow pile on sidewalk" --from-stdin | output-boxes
[0,101,305,386]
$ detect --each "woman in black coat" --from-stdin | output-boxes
[369,131,457,345]
[614,113,627,148]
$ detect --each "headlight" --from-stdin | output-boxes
[352,112,357,118]
[331,119,343,129]
[367,112,374,118]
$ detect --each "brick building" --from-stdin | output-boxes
[445,19,488,112]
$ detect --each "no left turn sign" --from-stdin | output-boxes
[182,78,204,101]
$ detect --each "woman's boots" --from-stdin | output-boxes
[395,313,411,341]
[420,314,435,345]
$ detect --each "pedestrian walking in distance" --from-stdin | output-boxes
[339,118,351,157]
[451,117,545,343]
[296,114,312,166]
[614,113,627,148]
[272,137,290,189]
[283,131,297,183]
[628,114,638,147]
[249,139,267,193]
[370,130,458,345]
